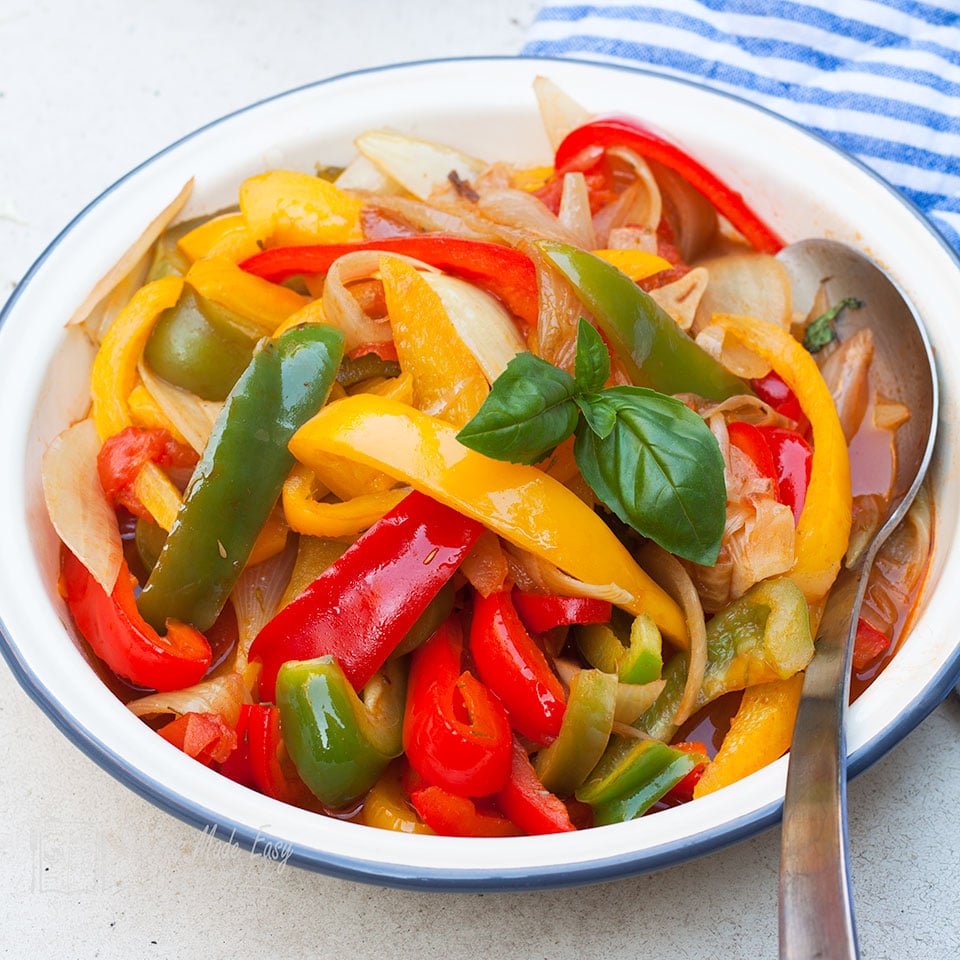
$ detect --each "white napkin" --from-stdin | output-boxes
[524,0,960,252]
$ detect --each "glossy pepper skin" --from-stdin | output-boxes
[144,286,261,401]
[403,618,513,798]
[638,576,814,742]
[469,590,567,746]
[240,235,539,327]
[276,656,406,810]
[137,324,345,634]
[536,241,750,401]
[61,550,211,691]
[553,117,785,255]
[250,490,483,701]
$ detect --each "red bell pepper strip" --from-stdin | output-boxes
[407,783,520,838]
[852,617,892,671]
[750,370,809,434]
[511,589,612,635]
[240,235,539,327]
[157,711,237,767]
[755,426,813,524]
[97,425,198,520]
[61,550,211,691]
[496,741,576,834]
[402,618,513,797]
[662,741,710,805]
[727,420,781,500]
[553,117,785,255]
[250,490,483,701]
[469,590,567,745]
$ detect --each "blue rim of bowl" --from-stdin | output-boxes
[2,54,959,892]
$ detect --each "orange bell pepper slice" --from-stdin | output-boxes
[379,255,489,428]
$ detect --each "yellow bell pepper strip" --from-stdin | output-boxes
[592,249,673,283]
[137,325,345,633]
[239,169,364,247]
[576,737,708,825]
[276,656,406,810]
[282,461,408,539]
[128,383,190,445]
[185,257,310,335]
[693,674,804,798]
[90,275,186,529]
[92,275,182,439]
[712,313,853,601]
[533,668,617,797]
[361,760,434,834]
[379,255,489,428]
[638,577,813,742]
[289,394,688,645]
[177,213,260,264]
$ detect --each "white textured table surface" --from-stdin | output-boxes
[2,3,960,958]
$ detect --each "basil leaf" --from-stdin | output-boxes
[803,296,863,353]
[456,352,580,464]
[573,386,726,565]
[576,393,617,440]
[574,318,610,393]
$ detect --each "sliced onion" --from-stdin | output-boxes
[558,172,597,249]
[138,360,223,454]
[361,193,484,237]
[613,679,667,724]
[323,250,423,350]
[533,75,592,152]
[873,398,910,432]
[355,129,487,201]
[693,253,793,335]
[230,539,298,672]
[41,418,123,593]
[819,327,875,442]
[460,530,510,597]
[650,266,709,332]
[335,155,403,195]
[420,273,526,382]
[70,179,193,341]
[127,672,249,727]
[648,158,718,262]
[475,188,581,243]
[504,544,633,606]
[696,324,772,380]
[531,242,584,374]
[637,542,707,726]
[593,146,662,242]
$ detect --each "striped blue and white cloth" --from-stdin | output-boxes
[523,1,960,252]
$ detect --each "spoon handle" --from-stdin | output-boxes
[779,565,863,960]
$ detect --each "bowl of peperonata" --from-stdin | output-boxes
[0,57,956,889]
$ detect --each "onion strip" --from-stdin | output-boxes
[637,541,707,726]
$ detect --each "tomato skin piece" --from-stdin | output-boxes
[727,420,781,499]
[158,712,237,767]
[403,619,513,798]
[852,618,892,671]
[469,590,567,746]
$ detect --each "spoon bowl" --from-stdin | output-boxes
[776,239,939,959]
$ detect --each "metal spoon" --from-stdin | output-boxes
[775,239,938,960]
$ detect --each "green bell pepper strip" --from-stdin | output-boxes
[536,241,749,401]
[534,668,617,797]
[137,324,345,633]
[144,286,263,401]
[637,576,814,742]
[276,655,406,810]
[576,612,663,685]
[576,737,706,825]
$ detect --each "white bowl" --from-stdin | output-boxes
[1,57,958,890]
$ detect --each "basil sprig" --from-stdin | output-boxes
[456,320,726,565]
